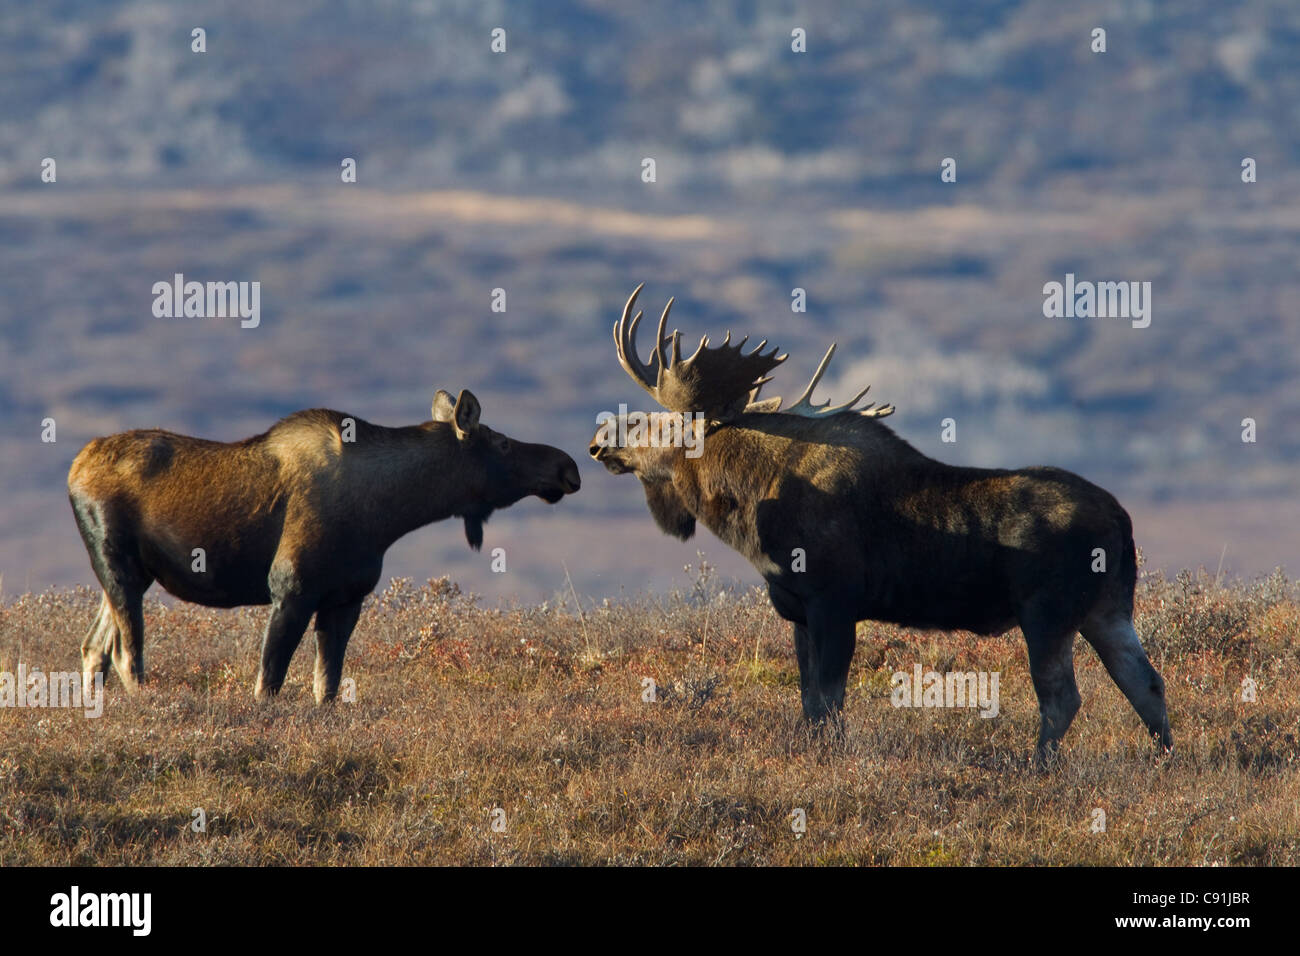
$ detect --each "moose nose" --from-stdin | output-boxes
[561,461,581,493]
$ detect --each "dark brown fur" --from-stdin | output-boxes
[70,390,580,702]
[593,410,1172,762]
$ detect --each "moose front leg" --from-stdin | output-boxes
[312,600,363,704]
[796,603,857,724]
[254,595,314,700]
[792,623,816,715]
[769,581,857,725]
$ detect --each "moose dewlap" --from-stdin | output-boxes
[591,284,1172,762]
[68,389,580,703]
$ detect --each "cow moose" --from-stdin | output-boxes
[590,285,1172,762]
[68,389,580,703]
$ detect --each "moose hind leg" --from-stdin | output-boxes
[1080,614,1172,753]
[108,587,148,693]
[84,553,150,693]
[75,510,152,692]
[81,594,116,697]
[312,600,363,705]
[254,597,314,700]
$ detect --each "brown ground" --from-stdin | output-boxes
[0,562,1295,865]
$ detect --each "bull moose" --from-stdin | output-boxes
[68,389,580,703]
[591,285,1172,761]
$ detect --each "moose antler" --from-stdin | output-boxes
[614,284,893,421]
[759,343,895,419]
[614,283,787,419]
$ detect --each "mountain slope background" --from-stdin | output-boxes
[1,0,1297,602]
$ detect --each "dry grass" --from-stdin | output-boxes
[0,564,1296,866]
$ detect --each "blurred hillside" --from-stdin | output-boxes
[1,0,1297,602]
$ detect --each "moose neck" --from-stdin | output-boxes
[356,423,488,550]
[668,423,812,571]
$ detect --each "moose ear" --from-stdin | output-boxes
[745,396,782,413]
[432,389,458,423]
[451,389,481,441]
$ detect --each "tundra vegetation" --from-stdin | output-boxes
[0,566,1295,865]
